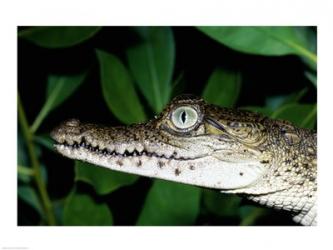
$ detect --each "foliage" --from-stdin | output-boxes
[63,189,113,226]
[197,27,317,70]
[17,26,317,226]
[96,49,147,124]
[75,161,139,195]
[126,27,175,113]
[18,27,101,48]
[137,180,201,225]
[202,68,241,107]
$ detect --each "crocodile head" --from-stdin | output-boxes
[51,95,273,190]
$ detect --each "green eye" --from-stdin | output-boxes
[171,106,198,129]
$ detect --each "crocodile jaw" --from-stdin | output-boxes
[55,142,265,189]
[51,119,266,190]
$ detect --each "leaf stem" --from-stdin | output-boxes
[18,165,35,176]
[30,79,64,133]
[285,39,317,64]
[18,93,56,225]
[254,27,317,65]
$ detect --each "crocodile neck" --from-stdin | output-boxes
[222,119,317,225]
[51,95,317,225]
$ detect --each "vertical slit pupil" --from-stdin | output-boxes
[181,111,187,123]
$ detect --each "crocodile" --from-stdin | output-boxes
[51,95,317,226]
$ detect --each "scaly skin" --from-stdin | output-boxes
[51,95,317,225]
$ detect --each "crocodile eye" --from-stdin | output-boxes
[171,106,198,129]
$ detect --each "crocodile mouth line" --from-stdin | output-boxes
[54,138,198,161]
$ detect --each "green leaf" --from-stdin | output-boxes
[19,26,101,48]
[171,71,186,97]
[17,139,48,184]
[34,134,54,151]
[96,50,146,124]
[202,190,241,217]
[53,199,65,225]
[31,72,86,133]
[265,87,308,109]
[18,185,43,216]
[63,189,113,226]
[271,103,317,129]
[126,27,175,113]
[137,180,201,225]
[18,131,28,165]
[241,106,273,117]
[305,71,317,87]
[18,131,31,183]
[75,161,138,195]
[202,68,241,107]
[197,27,317,64]
[18,165,34,176]
[46,73,87,110]
[295,28,317,70]
[40,162,49,185]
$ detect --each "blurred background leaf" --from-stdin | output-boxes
[63,189,113,226]
[305,71,317,87]
[18,185,43,216]
[203,68,241,107]
[202,190,241,218]
[75,161,138,195]
[239,206,269,226]
[34,134,55,151]
[19,26,101,48]
[126,27,175,113]
[196,27,317,65]
[265,87,308,109]
[31,72,87,133]
[18,132,48,184]
[271,103,316,129]
[97,49,146,124]
[18,131,31,183]
[241,106,273,117]
[137,180,201,225]
[53,199,65,225]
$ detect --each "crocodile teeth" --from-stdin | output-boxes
[107,145,115,153]
[57,141,191,161]
[126,145,135,153]
[91,140,98,148]
[136,144,144,153]
[116,145,126,155]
